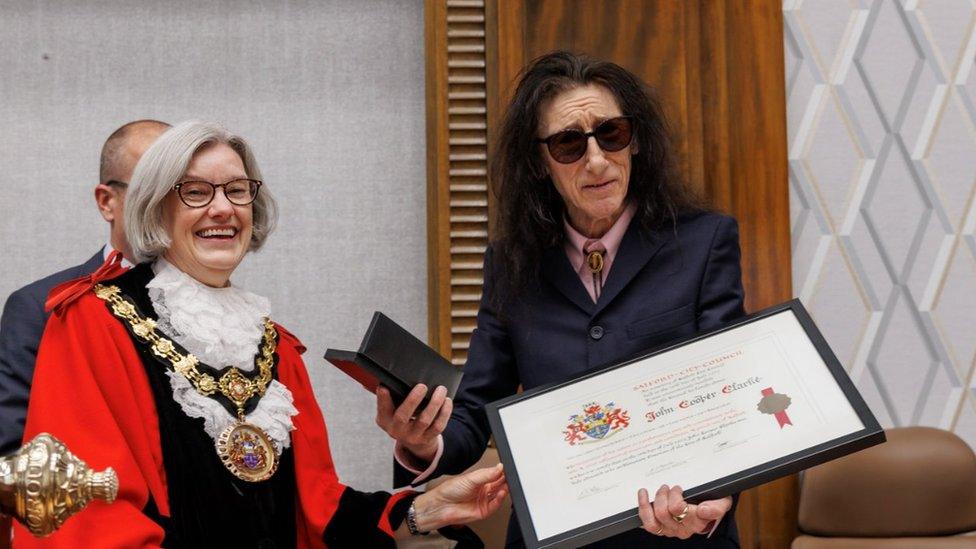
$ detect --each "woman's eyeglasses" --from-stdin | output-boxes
[173,178,262,208]
[537,116,634,164]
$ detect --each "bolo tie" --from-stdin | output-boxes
[584,240,606,301]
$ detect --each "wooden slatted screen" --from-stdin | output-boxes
[425,0,489,365]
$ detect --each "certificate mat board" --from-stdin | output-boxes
[486,300,884,548]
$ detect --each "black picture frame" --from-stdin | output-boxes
[486,299,885,548]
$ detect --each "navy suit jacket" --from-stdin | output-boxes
[0,250,104,454]
[399,211,746,547]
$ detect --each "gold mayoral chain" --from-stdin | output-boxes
[94,283,280,482]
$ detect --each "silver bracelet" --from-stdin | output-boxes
[406,500,429,536]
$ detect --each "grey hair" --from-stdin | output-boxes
[124,120,278,263]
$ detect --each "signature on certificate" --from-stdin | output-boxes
[715,434,759,452]
[576,483,619,500]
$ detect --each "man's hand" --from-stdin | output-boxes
[376,383,452,465]
[637,485,732,539]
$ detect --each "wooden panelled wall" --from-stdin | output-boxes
[426,0,492,367]
[426,1,792,547]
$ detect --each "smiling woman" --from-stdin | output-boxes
[123,122,277,276]
[161,144,256,287]
[16,120,509,547]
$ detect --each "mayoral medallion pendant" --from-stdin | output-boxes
[216,421,279,482]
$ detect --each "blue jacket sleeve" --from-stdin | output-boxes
[393,247,520,486]
[0,287,46,454]
[438,247,521,476]
[696,215,746,330]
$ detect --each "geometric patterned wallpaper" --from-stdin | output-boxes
[784,0,976,450]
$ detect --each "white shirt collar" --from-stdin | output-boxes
[102,242,134,268]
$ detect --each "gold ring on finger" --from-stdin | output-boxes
[654,526,664,535]
[671,504,689,523]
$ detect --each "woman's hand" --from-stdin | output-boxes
[409,464,508,532]
[637,485,731,539]
[375,384,452,465]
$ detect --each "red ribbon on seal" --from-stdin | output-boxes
[45,250,129,317]
[761,387,792,428]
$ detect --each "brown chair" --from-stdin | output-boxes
[792,427,976,548]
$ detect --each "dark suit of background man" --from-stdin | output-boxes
[0,120,170,454]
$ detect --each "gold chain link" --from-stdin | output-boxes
[94,284,277,415]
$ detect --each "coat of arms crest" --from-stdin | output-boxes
[563,401,630,445]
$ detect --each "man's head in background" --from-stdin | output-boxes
[95,119,170,262]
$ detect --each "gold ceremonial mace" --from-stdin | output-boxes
[0,433,118,537]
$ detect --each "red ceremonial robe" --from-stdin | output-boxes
[14,274,412,548]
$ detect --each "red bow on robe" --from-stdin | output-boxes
[45,250,129,316]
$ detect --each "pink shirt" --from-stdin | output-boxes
[563,203,637,302]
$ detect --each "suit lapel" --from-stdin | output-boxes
[540,245,596,316]
[592,220,669,317]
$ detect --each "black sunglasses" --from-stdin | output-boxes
[537,116,634,164]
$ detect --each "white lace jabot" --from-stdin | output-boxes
[147,259,297,453]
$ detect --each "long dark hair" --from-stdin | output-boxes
[490,51,703,303]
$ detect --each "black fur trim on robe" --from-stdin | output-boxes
[322,490,415,548]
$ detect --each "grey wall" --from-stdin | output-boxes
[0,0,426,491]
[785,0,976,448]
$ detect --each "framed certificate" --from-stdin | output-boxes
[486,300,884,548]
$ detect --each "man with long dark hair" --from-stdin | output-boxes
[379,51,745,547]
